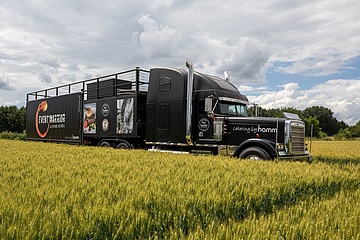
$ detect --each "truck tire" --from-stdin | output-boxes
[99,141,112,147]
[212,148,219,155]
[116,142,131,149]
[239,147,271,160]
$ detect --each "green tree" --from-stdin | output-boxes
[0,106,26,133]
[0,106,6,132]
[249,106,285,118]
[304,116,321,138]
[338,120,349,130]
[303,106,340,136]
[333,128,352,140]
[349,120,360,137]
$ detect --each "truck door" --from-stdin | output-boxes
[157,104,170,131]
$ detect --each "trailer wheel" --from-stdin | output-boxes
[116,142,131,149]
[239,147,271,160]
[99,141,112,147]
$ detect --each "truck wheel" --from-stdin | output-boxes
[239,147,271,160]
[212,148,219,155]
[116,142,131,149]
[99,141,112,147]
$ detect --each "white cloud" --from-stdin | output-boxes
[137,15,184,61]
[0,73,15,91]
[244,79,360,125]
[38,71,53,84]
[274,54,351,76]
[216,38,270,84]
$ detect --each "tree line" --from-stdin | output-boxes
[0,106,26,134]
[0,105,359,139]
[248,105,360,139]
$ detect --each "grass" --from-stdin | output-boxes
[0,140,359,239]
[309,140,360,165]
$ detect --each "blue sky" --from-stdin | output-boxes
[0,0,359,125]
[268,55,360,87]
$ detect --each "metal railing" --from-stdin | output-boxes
[26,68,150,102]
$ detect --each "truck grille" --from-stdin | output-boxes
[290,124,305,154]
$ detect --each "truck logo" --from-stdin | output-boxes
[102,118,109,131]
[101,103,110,117]
[35,100,67,138]
[35,101,50,138]
[198,118,210,132]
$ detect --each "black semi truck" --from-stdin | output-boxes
[26,61,311,161]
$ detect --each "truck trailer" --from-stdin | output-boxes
[26,61,311,161]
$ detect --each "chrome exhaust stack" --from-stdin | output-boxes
[185,59,194,145]
[224,71,230,82]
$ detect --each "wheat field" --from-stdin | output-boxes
[0,140,359,239]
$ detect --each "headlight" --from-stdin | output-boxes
[277,143,285,151]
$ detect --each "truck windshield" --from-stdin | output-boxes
[219,102,248,117]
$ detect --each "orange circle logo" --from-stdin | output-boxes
[35,101,50,138]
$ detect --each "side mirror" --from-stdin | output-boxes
[204,97,213,113]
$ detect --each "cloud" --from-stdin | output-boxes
[40,57,61,70]
[216,39,270,84]
[0,0,360,122]
[0,73,15,91]
[38,71,53,84]
[136,15,184,60]
[37,64,93,85]
[58,73,77,83]
[274,54,348,77]
[244,79,360,125]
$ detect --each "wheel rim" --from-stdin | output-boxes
[246,154,262,160]
[117,143,129,149]
[100,141,111,147]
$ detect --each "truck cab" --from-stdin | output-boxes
[193,74,310,161]
[146,64,311,161]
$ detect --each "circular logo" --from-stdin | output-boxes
[101,103,110,117]
[198,118,210,132]
[35,100,50,138]
[102,118,109,131]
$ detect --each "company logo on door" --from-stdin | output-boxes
[35,100,66,138]
[198,118,210,132]
[233,125,277,134]
[101,103,110,117]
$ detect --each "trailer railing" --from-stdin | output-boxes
[26,68,150,102]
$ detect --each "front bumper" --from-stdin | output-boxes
[277,154,312,163]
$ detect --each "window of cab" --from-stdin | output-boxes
[219,102,248,117]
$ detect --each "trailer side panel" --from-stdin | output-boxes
[26,93,82,143]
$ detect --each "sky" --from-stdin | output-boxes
[0,0,359,125]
